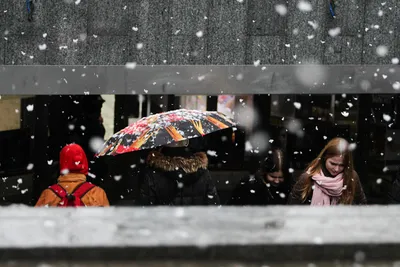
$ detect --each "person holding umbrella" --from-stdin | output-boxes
[95,109,236,206]
[138,139,220,206]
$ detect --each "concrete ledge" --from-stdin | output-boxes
[0,65,399,95]
[0,206,399,262]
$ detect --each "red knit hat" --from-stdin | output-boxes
[59,144,89,175]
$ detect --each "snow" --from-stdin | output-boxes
[206,150,218,157]
[275,4,287,16]
[125,62,137,69]
[341,111,349,117]
[392,58,399,64]
[89,137,104,152]
[376,45,389,57]
[348,143,357,151]
[383,114,391,122]
[26,163,34,171]
[328,27,341,37]
[393,82,400,91]
[196,31,203,38]
[293,102,301,109]
[136,43,143,50]
[295,64,327,87]
[26,104,34,111]
[248,132,269,153]
[297,1,313,12]
[38,44,47,51]
[1,206,400,248]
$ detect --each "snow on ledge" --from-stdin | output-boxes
[0,205,398,248]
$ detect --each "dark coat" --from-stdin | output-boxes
[138,149,220,206]
[228,173,289,206]
[388,172,400,204]
[288,170,367,205]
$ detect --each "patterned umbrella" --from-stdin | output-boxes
[96,109,236,156]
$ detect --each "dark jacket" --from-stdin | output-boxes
[288,170,367,205]
[138,149,220,206]
[228,173,289,205]
[388,172,400,204]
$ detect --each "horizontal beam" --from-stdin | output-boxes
[0,65,399,95]
[0,206,400,262]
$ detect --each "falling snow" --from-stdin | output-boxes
[89,137,104,153]
[293,102,301,109]
[341,111,349,117]
[125,62,137,69]
[348,143,357,151]
[26,104,34,112]
[376,45,388,57]
[297,1,313,12]
[38,44,47,51]
[328,27,341,37]
[206,150,218,157]
[383,114,391,122]
[275,4,288,16]
[307,21,318,30]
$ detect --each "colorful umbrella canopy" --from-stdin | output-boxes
[96,109,236,156]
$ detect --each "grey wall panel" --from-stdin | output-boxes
[5,36,47,65]
[45,35,87,65]
[170,0,208,36]
[247,36,286,65]
[134,0,171,65]
[324,36,363,64]
[169,36,206,65]
[88,0,131,36]
[207,0,247,64]
[247,0,287,36]
[85,36,130,65]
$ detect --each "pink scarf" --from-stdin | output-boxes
[311,171,344,206]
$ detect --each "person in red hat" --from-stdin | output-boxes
[35,144,109,207]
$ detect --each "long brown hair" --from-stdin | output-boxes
[300,137,357,204]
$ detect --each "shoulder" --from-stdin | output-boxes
[41,188,56,196]
[88,184,106,194]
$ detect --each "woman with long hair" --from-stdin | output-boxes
[229,148,290,205]
[288,137,367,205]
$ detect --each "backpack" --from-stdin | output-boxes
[49,182,95,207]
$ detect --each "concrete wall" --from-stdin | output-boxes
[1,0,398,66]
[1,206,400,263]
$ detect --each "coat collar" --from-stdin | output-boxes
[147,150,208,173]
[57,173,86,183]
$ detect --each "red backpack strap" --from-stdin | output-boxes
[71,182,96,206]
[49,184,68,199]
[48,184,69,206]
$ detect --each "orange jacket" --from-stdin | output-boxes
[35,173,110,207]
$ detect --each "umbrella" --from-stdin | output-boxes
[96,109,236,156]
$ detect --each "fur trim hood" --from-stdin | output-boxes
[147,151,208,173]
